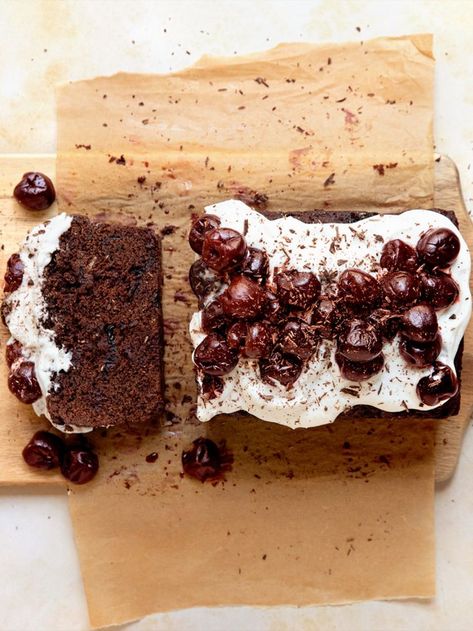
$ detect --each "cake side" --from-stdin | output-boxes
[188,201,471,428]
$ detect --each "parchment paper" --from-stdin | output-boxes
[56,35,435,627]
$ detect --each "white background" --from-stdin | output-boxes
[1,1,473,630]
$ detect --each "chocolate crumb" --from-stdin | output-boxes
[324,173,336,187]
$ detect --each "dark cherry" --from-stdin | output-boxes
[259,348,303,388]
[416,363,458,406]
[226,321,248,351]
[188,259,222,306]
[380,239,418,273]
[401,304,438,343]
[201,299,228,333]
[416,228,460,268]
[5,340,23,367]
[194,334,238,376]
[188,214,221,254]
[335,352,384,382]
[202,227,247,272]
[337,269,381,308]
[368,308,400,341]
[274,270,321,311]
[311,298,340,339]
[240,247,269,283]
[61,447,99,484]
[381,271,419,307]
[22,431,65,470]
[420,272,459,310]
[280,318,317,360]
[8,361,42,403]
[219,275,267,320]
[244,321,275,359]
[4,253,24,293]
[399,334,442,368]
[263,290,285,322]
[13,172,56,211]
[182,437,221,482]
[201,374,225,400]
[337,319,382,362]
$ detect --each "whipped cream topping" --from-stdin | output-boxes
[190,201,472,428]
[4,213,91,433]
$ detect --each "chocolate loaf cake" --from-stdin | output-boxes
[188,201,471,428]
[2,214,164,432]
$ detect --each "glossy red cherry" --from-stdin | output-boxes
[219,275,267,320]
[274,270,321,310]
[401,304,438,342]
[4,253,24,293]
[194,334,238,376]
[380,239,418,273]
[201,299,228,333]
[61,447,99,484]
[335,352,384,382]
[420,272,459,310]
[337,269,381,308]
[226,321,248,351]
[5,340,23,368]
[22,431,65,470]
[13,172,56,211]
[337,319,382,362]
[241,321,274,358]
[202,227,247,272]
[416,363,458,406]
[381,271,420,307]
[201,374,225,400]
[8,361,42,404]
[182,437,222,482]
[416,228,460,268]
[263,290,285,322]
[188,259,222,306]
[280,318,317,360]
[259,348,302,387]
[240,247,269,283]
[399,334,442,368]
[188,215,221,254]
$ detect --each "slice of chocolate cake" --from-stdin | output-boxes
[188,200,471,428]
[2,214,164,432]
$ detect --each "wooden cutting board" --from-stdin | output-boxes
[0,153,471,484]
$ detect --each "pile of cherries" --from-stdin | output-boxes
[189,214,461,407]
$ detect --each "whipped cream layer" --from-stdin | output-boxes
[190,201,472,428]
[4,214,91,433]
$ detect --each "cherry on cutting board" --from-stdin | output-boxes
[13,172,56,211]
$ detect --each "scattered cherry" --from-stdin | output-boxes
[201,299,228,333]
[337,269,381,308]
[202,227,247,272]
[274,270,321,310]
[188,215,221,254]
[417,228,460,268]
[240,247,269,283]
[219,275,267,319]
[4,253,24,293]
[5,340,23,368]
[194,334,238,376]
[61,447,99,485]
[381,271,419,307]
[181,437,222,482]
[226,321,248,351]
[416,363,458,406]
[13,172,56,211]
[399,334,442,368]
[335,352,384,382]
[8,361,42,403]
[421,272,459,310]
[280,318,316,360]
[201,374,225,400]
[188,259,222,306]
[380,239,418,273]
[22,431,64,470]
[337,319,382,362]
[401,304,438,343]
[259,348,303,387]
[311,298,340,339]
[244,321,275,358]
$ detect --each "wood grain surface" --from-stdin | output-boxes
[0,153,470,485]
